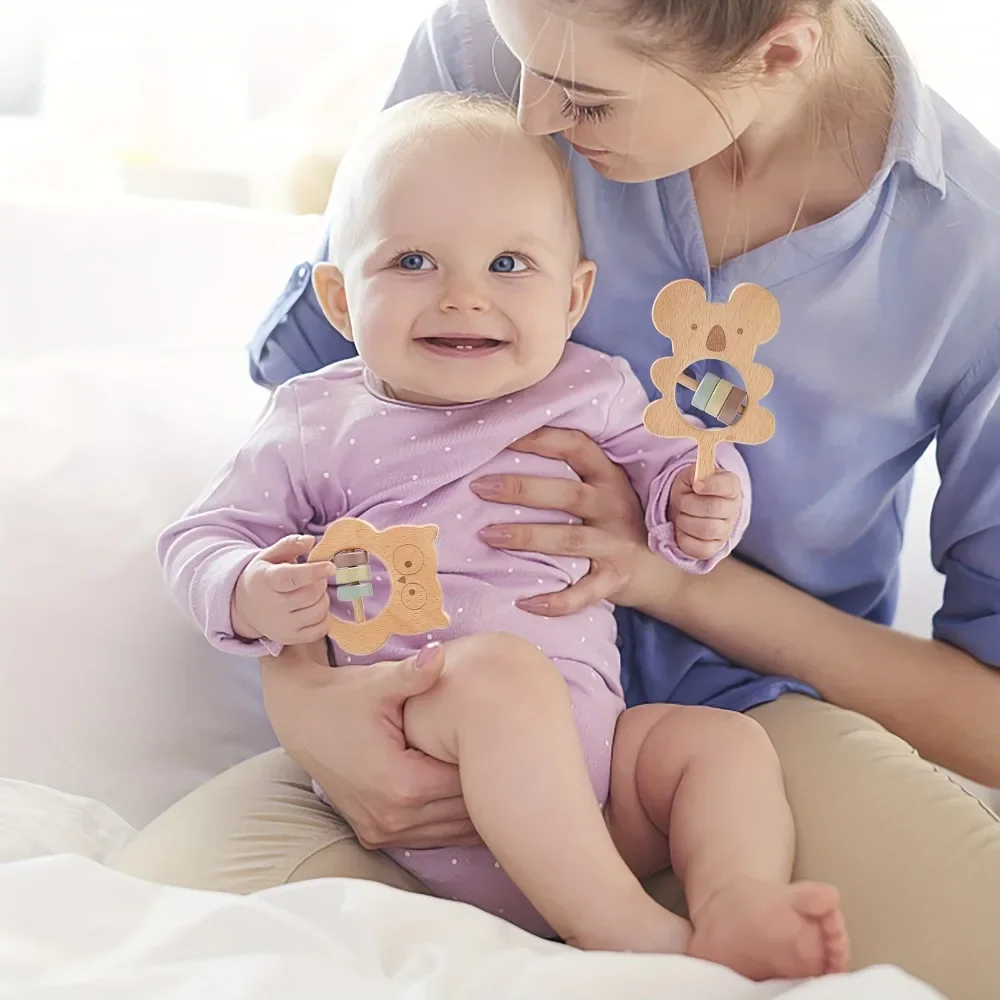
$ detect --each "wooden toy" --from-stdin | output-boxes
[643,279,780,483]
[307,518,449,655]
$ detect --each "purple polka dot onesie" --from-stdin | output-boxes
[159,342,751,937]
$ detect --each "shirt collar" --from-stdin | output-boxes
[882,17,947,196]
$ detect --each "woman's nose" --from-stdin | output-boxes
[517,71,566,137]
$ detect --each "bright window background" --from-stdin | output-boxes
[0,1,997,214]
[0,0,440,212]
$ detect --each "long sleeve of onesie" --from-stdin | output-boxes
[157,383,333,657]
[595,356,751,574]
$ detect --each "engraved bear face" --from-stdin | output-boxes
[651,279,779,368]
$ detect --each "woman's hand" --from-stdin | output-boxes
[260,640,480,850]
[471,427,676,614]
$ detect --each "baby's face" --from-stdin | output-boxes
[327,124,594,405]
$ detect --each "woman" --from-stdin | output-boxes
[116,1,1000,996]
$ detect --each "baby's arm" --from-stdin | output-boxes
[158,382,333,656]
[595,357,751,574]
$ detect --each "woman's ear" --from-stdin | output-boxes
[312,263,353,341]
[756,13,823,80]
[567,259,598,337]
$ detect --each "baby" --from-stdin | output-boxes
[160,93,847,980]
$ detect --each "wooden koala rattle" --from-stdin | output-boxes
[307,517,449,655]
[643,279,780,482]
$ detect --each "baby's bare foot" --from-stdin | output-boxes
[688,879,849,981]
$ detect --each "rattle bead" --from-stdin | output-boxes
[337,582,374,602]
[687,373,748,426]
[704,378,732,418]
[334,565,370,585]
[717,385,748,426]
[690,372,721,413]
[334,549,368,568]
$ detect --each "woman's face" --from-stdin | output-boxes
[486,0,764,182]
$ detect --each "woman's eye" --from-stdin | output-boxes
[490,254,527,274]
[560,95,612,124]
[398,252,433,271]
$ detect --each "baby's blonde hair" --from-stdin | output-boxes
[325,91,580,267]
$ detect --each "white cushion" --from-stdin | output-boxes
[0,778,135,864]
[0,348,281,827]
[0,194,325,827]
[0,191,324,357]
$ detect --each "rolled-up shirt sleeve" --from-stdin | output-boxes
[931,336,1000,666]
[248,0,499,388]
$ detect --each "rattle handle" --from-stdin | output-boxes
[694,437,718,484]
[352,599,366,624]
[677,372,699,392]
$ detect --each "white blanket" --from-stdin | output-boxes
[0,780,942,1000]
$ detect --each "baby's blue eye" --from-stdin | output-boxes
[399,253,432,271]
[490,254,526,273]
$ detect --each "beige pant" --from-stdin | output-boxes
[116,694,1000,1000]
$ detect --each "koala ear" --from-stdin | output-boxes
[651,279,707,338]
[727,283,780,344]
[421,524,440,542]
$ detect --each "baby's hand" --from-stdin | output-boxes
[231,535,334,645]
[667,466,743,562]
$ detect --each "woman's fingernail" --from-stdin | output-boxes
[478,526,512,543]
[517,597,550,613]
[471,476,503,496]
[416,642,441,668]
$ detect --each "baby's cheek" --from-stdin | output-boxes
[520,304,573,365]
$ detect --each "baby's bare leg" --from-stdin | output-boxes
[608,704,848,981]
[403,633,689,953]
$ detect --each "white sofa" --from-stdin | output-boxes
[0,193,958,829]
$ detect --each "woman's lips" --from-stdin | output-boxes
[570,142,610,158]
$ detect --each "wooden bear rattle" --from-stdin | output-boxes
[307,517,449,655]
[643,279,780,482]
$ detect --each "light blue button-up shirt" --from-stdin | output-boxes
[249,0,1000,712]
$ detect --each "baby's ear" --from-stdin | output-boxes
[566,259,597,336]
[312,263,353,342]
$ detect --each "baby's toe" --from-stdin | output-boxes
[790,881,841,920]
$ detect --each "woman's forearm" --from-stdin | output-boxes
[634,551,1000,786]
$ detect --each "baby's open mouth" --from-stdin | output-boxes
[418,336,506,354]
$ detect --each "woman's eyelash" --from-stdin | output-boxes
[560,95,612,124]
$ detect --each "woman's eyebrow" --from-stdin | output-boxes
[525,67,625,97]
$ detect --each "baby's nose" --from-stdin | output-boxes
[440,276,490,313]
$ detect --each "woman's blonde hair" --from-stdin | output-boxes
[569,0,890,81]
